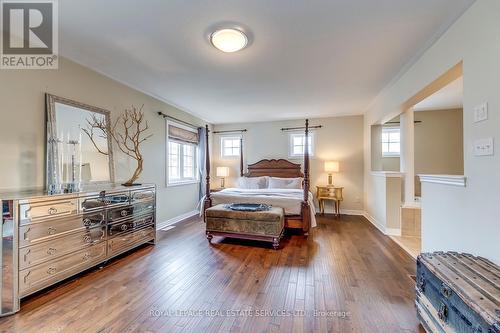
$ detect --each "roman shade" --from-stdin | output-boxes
[168,123,198,144]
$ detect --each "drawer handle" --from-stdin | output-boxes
[48,207,58,215]
[83,235,92,243]
[83,218,92,226]
[121,224,128,231]
[23,227,31,240]
[23,271,31,283]
[23,249,31,263]
[82,253,91,261]
[120,210,129,217]
[47,267,57,275]
[47,227,57,235]
[47,247,57,255]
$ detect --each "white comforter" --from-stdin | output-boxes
[210,188,317,228]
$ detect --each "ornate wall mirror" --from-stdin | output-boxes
[46,94,115,191]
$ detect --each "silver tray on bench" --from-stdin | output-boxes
[224,203,272,212]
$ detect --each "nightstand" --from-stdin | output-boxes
[316,186,344,217]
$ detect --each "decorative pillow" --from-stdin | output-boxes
[268,177,303,189]
[236,176,268,189]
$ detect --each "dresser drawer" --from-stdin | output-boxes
[19,199,77,225]
[108,214,154,237]
[19,242,107,297]
[19,214,103,247]
[82,211,106,228]
[107,202,154,224]
[79,196,107,212]
[107,227,155,258]
[19,227,106,270]
[79,192,130,212]
[103,192,130,207]
[130,188,155,204]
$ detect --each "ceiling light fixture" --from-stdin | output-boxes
[210,28,248,53]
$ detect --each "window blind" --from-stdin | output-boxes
[168,124,199,144]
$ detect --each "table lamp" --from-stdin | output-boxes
[324,161,339,186]
[216,166,230,188]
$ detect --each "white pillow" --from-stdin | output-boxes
[236,176,268,189]
[268,177,303,189]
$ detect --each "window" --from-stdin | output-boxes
[167,121,199,186]
[221,136,241,158]
[382,127,400,156]
[289,133,314,157]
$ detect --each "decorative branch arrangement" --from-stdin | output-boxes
[82,114,109,156]
[111,105,152,185]
[84,105,153,186]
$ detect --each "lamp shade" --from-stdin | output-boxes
[216,166,230,177]
[324,161,339,173]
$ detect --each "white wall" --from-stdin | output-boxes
[212,116,364,213]
[364,0,500,264]
[0,57,208,223]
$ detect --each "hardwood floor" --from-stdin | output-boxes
[0,214,422,333]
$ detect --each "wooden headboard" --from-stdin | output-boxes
[244,159,304,178]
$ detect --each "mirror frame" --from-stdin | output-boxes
[45,93,115,189]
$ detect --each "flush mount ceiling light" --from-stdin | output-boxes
[210,28,248,53]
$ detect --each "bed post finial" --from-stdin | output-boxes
[204,124,212,211]
[240,137,244,177]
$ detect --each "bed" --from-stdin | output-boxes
[203,120,314,235]
[210,187,317,228]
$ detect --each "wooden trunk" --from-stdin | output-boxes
[416,252,500,333]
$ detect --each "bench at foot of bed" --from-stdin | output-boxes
[205,204,284,249]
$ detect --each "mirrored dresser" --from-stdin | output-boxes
[0,184,156,316]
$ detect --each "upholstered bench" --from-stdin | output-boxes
[205,204,285,249]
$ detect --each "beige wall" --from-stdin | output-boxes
[381,157,400,172]
[364,0,500,264]
[371,124,401,172]
[414,109,464,175]
[370,125,383,171]
[212,116,364,212]
[0,57,208,223]
[372,109,464,174]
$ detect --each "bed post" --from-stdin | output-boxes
[240,137,244,176]
[203,124,212,212]
[301,119,311,235]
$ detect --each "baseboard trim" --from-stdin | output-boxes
[315,206,365,216]
[362,212,386,234]
[402,202,421,209]
[157,210,199,230]
[340,209,365,216]
[362,212,403,237]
